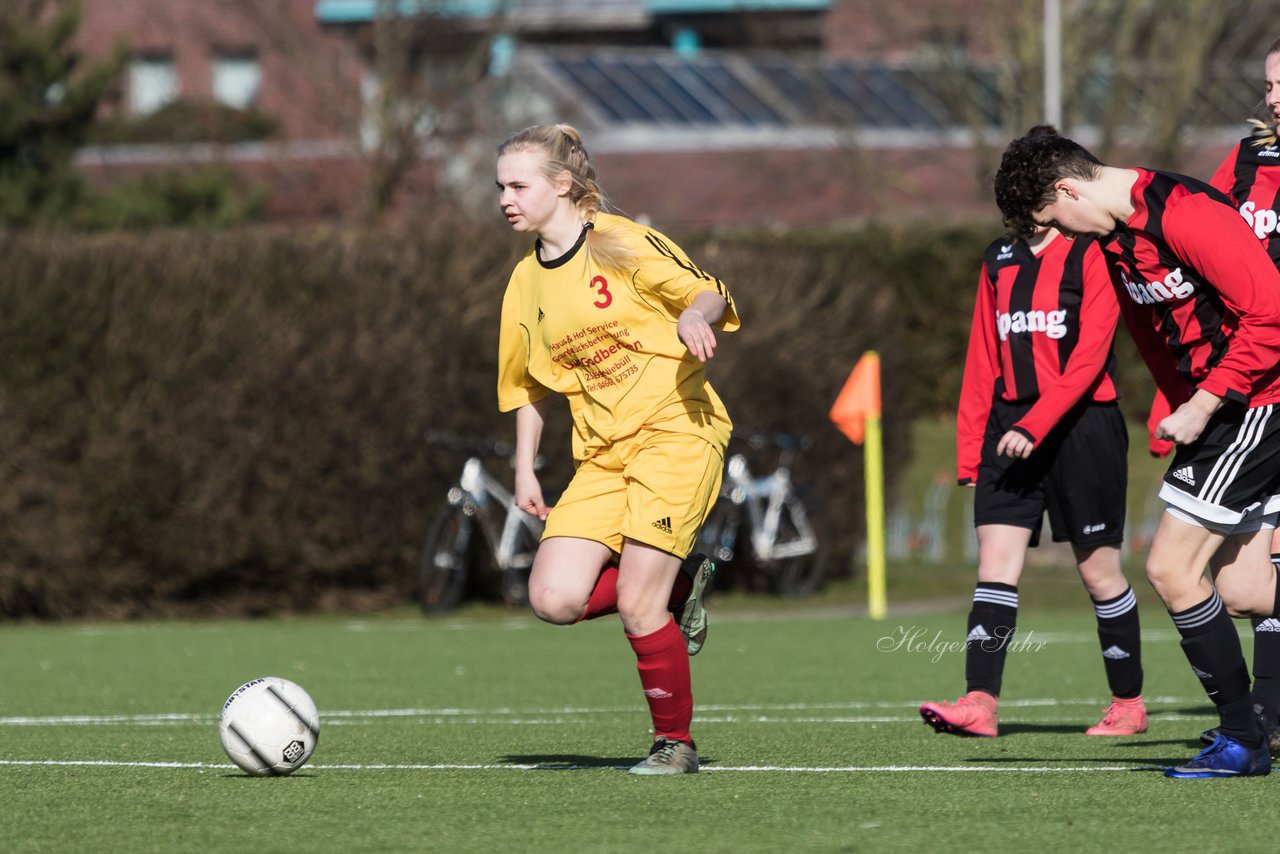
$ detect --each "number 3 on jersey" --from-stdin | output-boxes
[589,275,612,309]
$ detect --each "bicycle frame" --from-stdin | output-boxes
[450,457,542,571]
[724,454,818,562]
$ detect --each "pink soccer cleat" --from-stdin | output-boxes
[1085,695,1148,736]
[919,690,998,737]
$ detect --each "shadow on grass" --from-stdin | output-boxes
[499,754,633,770]
[997,723,1089,736]
[499,753,716,770]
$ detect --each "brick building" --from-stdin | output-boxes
[71,0,1251,229]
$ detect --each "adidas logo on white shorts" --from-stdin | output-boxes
[1171,466,1196,486]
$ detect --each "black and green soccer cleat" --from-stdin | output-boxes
[675,554,715,656]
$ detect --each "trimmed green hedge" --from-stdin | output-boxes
[0,217,1155,617]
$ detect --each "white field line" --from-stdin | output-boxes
[0,758,1155,774]
[59,620,1194,644]
[0,697,1213,727]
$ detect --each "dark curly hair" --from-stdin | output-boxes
[993,134,1103,239]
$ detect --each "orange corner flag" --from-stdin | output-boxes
[830,352,881,445]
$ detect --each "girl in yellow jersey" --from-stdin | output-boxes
[495,124,738,775]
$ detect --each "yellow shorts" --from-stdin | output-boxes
[542,428,724,557]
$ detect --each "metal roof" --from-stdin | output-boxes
[527,47,1261,138]
[533,49,969,131]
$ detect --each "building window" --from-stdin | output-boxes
[212,54,262,109]
[129,55,178,115]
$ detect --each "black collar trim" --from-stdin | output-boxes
[536,225,590,269]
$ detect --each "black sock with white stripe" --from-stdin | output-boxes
[1249,558,1280,723]
[1171,590,1257,746]
[1092,587,1143,699]
[964,582,1018,697]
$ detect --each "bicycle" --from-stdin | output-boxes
[696,430,829,596]
[417,430,545,615]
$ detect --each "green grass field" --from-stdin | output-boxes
[2,602,1277,853]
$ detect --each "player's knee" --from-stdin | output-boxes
[1143,555,1179,597]
[1076,551,1126,597]
[615,587,643,622]
[527,586,583,625]
[975,544,1024,582]
[616,586,663,627]
[1080,575,1125,602]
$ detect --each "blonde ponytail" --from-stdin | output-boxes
[1249,117,1277,148]
[497,124,636,271]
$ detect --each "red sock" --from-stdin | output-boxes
[627,616,692,743]
[575,565,619,622]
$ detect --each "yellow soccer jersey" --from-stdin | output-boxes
[497,212,739,460]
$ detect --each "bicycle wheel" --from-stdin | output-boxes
[417,508,476,615]
[695,502,742,592]
[762,494,829,597]
[698,502,738,565]
[498,521,539,607]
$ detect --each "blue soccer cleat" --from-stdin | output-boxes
[1164,733,1271,779]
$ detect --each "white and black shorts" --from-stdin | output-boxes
[974,399,1128,549]
[1160,402,1280,534]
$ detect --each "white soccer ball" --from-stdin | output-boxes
[218,677,320,776]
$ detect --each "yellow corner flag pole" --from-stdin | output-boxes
[863,393,886,620]
[828,351,887,619]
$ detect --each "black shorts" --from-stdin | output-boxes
[1160,402,1280,532]
[973,399,1128,548]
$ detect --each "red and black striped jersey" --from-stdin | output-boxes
[1101,168,1280,409]
[955,232,1120,484]
[1210,137,1280,268]
[1145,142,1280,457]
